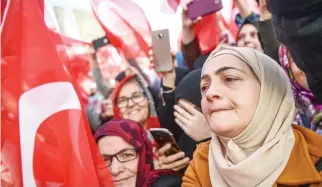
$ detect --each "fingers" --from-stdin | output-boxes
[178,100,199,115]
[174,110,190,126]
[155,143,171,157]
[175,118,189,133]
[172,159,190,171]
[192,16,202,24]
[174,104,192,117]
[160,151,185,165]
[159,156,190,171]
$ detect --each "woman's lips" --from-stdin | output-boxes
[210,108,231,113]
[114,176,131,183]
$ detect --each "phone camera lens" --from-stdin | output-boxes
[158,33,164,39]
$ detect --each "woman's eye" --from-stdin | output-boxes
[250,32,257,38]
[200,85,209,92]
[224,76,238,83]
[122,153,135,159]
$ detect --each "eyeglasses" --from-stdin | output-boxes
[102,148,138,167]
[116,92,145,108]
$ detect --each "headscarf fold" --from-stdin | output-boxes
[113,74,160,130]
[279,45,322,135]
[94,119,173,187]
[203,45,296,186]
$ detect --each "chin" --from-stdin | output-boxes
[208,120,236,138]
[114,178,136,187]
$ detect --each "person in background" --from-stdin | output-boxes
[112,74,190,172]
[279,45,322,135]
[94,119,182,187]
[86,87,114,133]
[183,0,280,70]
[173,69,212,159]
[183,46,322,186]
[267,0,322,103]
[100,89,115,122]
[89,46,111,96]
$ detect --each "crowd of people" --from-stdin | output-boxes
[85,0,322,186]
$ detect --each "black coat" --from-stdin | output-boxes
[151,175,182,187]
[267,0,322,102]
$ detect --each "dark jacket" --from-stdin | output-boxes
[151,174,182,187]
[267,1,322,102]
[174,69,203,160]
[156,67,189,141]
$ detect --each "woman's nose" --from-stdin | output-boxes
[127,98,135,107]
[110,157,125,176]
[205,83,222,101]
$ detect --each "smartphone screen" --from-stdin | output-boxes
[187,0,223,20]
[151,29,173,72]
[92,36,109,51]
[149,128,181,156]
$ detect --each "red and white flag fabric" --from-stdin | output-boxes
[160,0,183,14]
[1,0,114,186]
[91,0,152,68]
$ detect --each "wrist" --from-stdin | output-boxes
[162,80,175,89]
[260,8,271,21]
[182,29,196,44]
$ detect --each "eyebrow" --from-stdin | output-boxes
[215,66,246,75]
[101,148,134,157]
[201,66,246,80]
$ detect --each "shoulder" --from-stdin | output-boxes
[182,140,212,187]
[195,140,211,158]
[151,174,182,187]
[292,125,322,160]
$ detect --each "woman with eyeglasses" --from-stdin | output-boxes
[94,119,182,187]
[112,74,190,173]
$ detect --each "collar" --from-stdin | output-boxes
[276,127,321,185]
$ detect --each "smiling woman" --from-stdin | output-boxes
[112,74,160,130]
[182,46,322,187]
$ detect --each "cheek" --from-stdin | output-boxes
[119,107,128,116]
[237,39,244,46]
[201,97,210,117]
[236,82,260,120]
[125,158,139,174]
[140,100,149,114]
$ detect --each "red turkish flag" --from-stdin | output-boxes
[1,0,114,186]
[91,0,151,65]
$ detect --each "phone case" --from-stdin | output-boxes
[187,0,223,20]
[149,128,181,156]
[151,29,173,72]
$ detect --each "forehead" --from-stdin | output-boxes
[118,81,142,97]
[202,54,250,76]
[98,136,134,155]
[239,24,258,35]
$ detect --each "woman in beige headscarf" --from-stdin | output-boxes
[182,45,322,187]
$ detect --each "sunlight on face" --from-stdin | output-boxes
[200,54,260,138]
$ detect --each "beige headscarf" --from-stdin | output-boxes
[204,46,297,187]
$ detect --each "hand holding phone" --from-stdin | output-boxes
[151,29,173,72]
[149,128,181,156]
[154,143,190,171]
[187,0,223,20]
